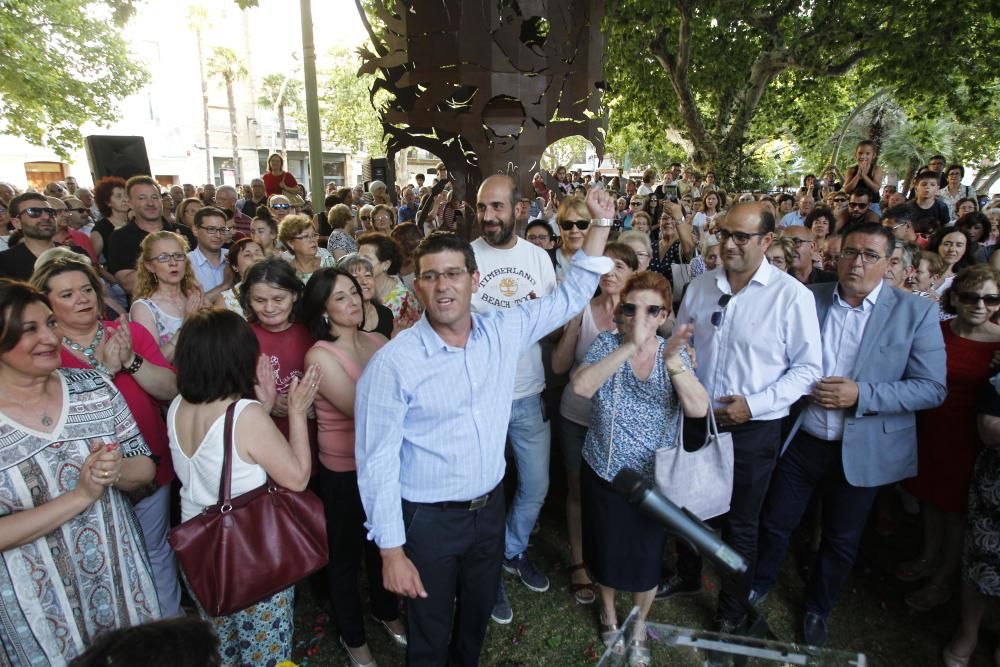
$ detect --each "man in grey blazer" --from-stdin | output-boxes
[749,222,947,648]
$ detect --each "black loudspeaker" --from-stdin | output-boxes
[85,135,152,182]
[363,157,395,204]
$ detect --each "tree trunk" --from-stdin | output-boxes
[972,162,1000,191]
[278,104,287,154]
[226,77,241,184]
[196,28,211,184]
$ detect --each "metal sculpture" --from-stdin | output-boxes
[356,0,607,207]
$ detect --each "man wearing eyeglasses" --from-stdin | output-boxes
[881,204,919,244]
[785,226,836,285]
[106,176,196,295]
[751,223,946,648]
[355,186,615,666]
[187,207,230,292]
[668,203,822,640]
[469,175,559,624]
[0,192,89,279]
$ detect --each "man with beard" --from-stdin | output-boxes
[468,175,559,624]
[0,193,87,279]
[106,176,196,295]
[200,182,217,206]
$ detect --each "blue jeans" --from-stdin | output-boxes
[134,484,182,617]
[505,393,551,559]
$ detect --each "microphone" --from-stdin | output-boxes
[612,467,747,576]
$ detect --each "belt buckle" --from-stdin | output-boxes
[468,494,488,510]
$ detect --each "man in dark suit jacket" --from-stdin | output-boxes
[749,222,947,648]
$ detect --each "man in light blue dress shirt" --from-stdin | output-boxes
[187,207,229,292]
[355,183,615,666]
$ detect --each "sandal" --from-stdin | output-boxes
[570,563,596,605]
[904,582,952,611]
[895,556,937,583]
[628,636,651,667]
[599,612,625,655]
[942,641,973,667]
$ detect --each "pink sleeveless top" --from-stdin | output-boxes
[313,333,384,472]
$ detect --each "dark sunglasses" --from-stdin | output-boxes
[622,303,666,318]
[710,294,732,328]
[560,220,590,231]
[67,207,89,214]
[956,292,1000,307]
[271,203,291,210]
[22,207,56,218]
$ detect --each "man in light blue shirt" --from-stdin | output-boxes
[356,182,615,666]
[779,194,814,228]
[187,207,229,292]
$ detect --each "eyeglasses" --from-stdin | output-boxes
[360,215,371,221]
[710,294,732,328]
[717,229,765,246]
[621,303,665,318]
[955,292,1000,307]
[630,201,642,207]
[789,237,813,248]
[66,207,89,214]
[293,232,317,241]
[526,234,550,242]
[150,252,186,263]
[22,207,56,218]
[271,203,290,210]
[560,220,590,231]
[839,248,885,264]
[848,202,869,209]
[416,267,469,283]
[199,225,232,235]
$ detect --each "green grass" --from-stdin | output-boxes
[290,488,994,667]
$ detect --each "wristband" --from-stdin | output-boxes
[590,218,613,228]
[667,365,688,377]
[123,354,144,375]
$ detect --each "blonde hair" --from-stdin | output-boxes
[556,195,588,223]
[277,213,314,248]
[134,231,197,298]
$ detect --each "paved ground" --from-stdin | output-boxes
[289,481,997,666]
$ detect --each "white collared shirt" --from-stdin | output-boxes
[677,259,822,421]
[801,281,883,441]
[188,247,228,292]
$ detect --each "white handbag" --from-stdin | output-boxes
[655,408,734,520]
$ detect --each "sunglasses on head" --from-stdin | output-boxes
[22,207,56,218]
[956,292,1000,307]
[621,303,666,318]
[560,220,590,231]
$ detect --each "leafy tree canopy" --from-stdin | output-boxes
[316,47,386,153]
[603,0,1000,189]
[0,0,148,158]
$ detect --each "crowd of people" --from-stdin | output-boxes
[1,140,1000,667]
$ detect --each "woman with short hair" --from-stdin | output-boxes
[356,232,421,332]
[326,203,358,260]
[337,253,394,339]
[279,214,336,283]
[169,308,319,666]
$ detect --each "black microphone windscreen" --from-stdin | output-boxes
[612,467,647,503]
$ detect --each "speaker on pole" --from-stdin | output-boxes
[85,135,152,182]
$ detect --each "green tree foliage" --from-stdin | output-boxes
[316,47,385,153]
[603,0,1000,189]
[258,74,304,153]
[0,0,147,158]
[540,136,592,172]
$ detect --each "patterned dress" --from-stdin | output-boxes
[326,229,358,257]
[380,276,422,332]
[130,298,183,347]
[964,376,1000,596]
[0,368,159,666]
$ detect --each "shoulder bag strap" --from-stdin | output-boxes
[218,402,238,506]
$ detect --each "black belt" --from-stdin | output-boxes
[407,483,501,511]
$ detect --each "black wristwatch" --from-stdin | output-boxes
[123,354,144,375]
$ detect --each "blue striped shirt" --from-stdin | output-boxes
[355,252,613,548]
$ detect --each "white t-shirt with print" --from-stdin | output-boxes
[471,236,558,399]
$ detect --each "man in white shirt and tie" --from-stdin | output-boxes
[668,202,822,640]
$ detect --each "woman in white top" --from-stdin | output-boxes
[168,308,320,667]
[550,243,638,605]
[691,190,724,231]
[130,231,203,362]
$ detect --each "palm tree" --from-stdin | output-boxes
[186,5,212,183]
[258,73,302,154]
[879,117,958,194]
[208,46,248,184]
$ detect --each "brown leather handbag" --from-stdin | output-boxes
[168,402,329,616]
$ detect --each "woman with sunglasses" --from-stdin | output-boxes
[130,231,203,362]
[266,194,293,224]
[553,196,592,282]
[551,243,639,607]
[279,214,336,283]
[647,202,695,290]
[898,265,1000,615]
[571,271,708,664]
